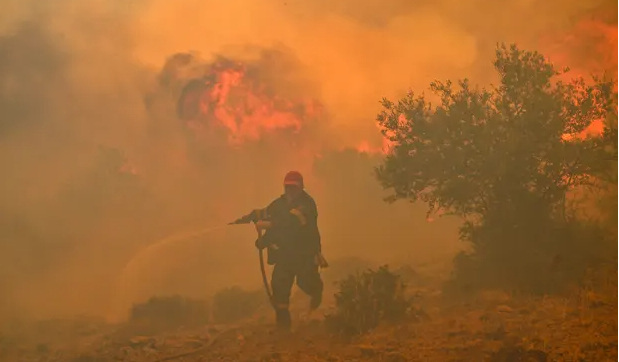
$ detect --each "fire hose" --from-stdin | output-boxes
[229,214,276,309]
[255,228,275,308]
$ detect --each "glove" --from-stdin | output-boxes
[255,232,278,250]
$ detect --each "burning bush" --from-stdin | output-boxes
[211,286,265,324]
[325,265,422,337]
[129,295,210,329]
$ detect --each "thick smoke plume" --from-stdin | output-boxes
[0,0,615,321]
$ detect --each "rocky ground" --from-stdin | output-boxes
[1,277,617,362]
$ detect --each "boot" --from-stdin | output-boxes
[275,308,291,331]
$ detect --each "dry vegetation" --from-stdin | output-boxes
[1,261,616,362]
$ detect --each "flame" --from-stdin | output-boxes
[175,55,323,145]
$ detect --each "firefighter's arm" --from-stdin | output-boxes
[230,207,270,225]
[254,200,278,231]
[262,198,316,230]
[289,201,322,249]
[299,201,327,266]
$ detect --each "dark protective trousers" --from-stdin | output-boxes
[271,257,324,313]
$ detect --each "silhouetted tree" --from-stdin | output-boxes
[375,44,617,292]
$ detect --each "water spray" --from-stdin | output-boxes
[110,223,231,321]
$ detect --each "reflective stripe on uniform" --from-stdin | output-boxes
[289,208,306,225]
[274,303,289,310]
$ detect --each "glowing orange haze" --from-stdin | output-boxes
[542,8,618,138]
[0,0,617,322]
[174,14,616,154]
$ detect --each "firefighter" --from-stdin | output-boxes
[253,171,327,331]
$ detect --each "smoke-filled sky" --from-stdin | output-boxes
[0,0,616,321]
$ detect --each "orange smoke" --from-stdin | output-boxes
[540,4,617,137]
[355,137,393,155]
[546,16,618,80]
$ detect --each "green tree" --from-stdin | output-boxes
[375,44,617,293]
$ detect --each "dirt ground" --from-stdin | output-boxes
[1,276,617,362]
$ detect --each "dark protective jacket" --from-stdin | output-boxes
[256,191,321,264]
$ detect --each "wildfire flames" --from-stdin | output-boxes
[158,50,388,156]
[170,53,324,146]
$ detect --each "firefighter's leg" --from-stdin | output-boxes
[271,263,295,330]
[296,261,324,310]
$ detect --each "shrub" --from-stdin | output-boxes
[129,295,210,329]
[211,286,265,324]
[446,217,615,295]
[325,265,419,337]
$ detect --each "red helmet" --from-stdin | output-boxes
[283,171,304,188]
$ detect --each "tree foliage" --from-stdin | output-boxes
[375,44,617,292]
